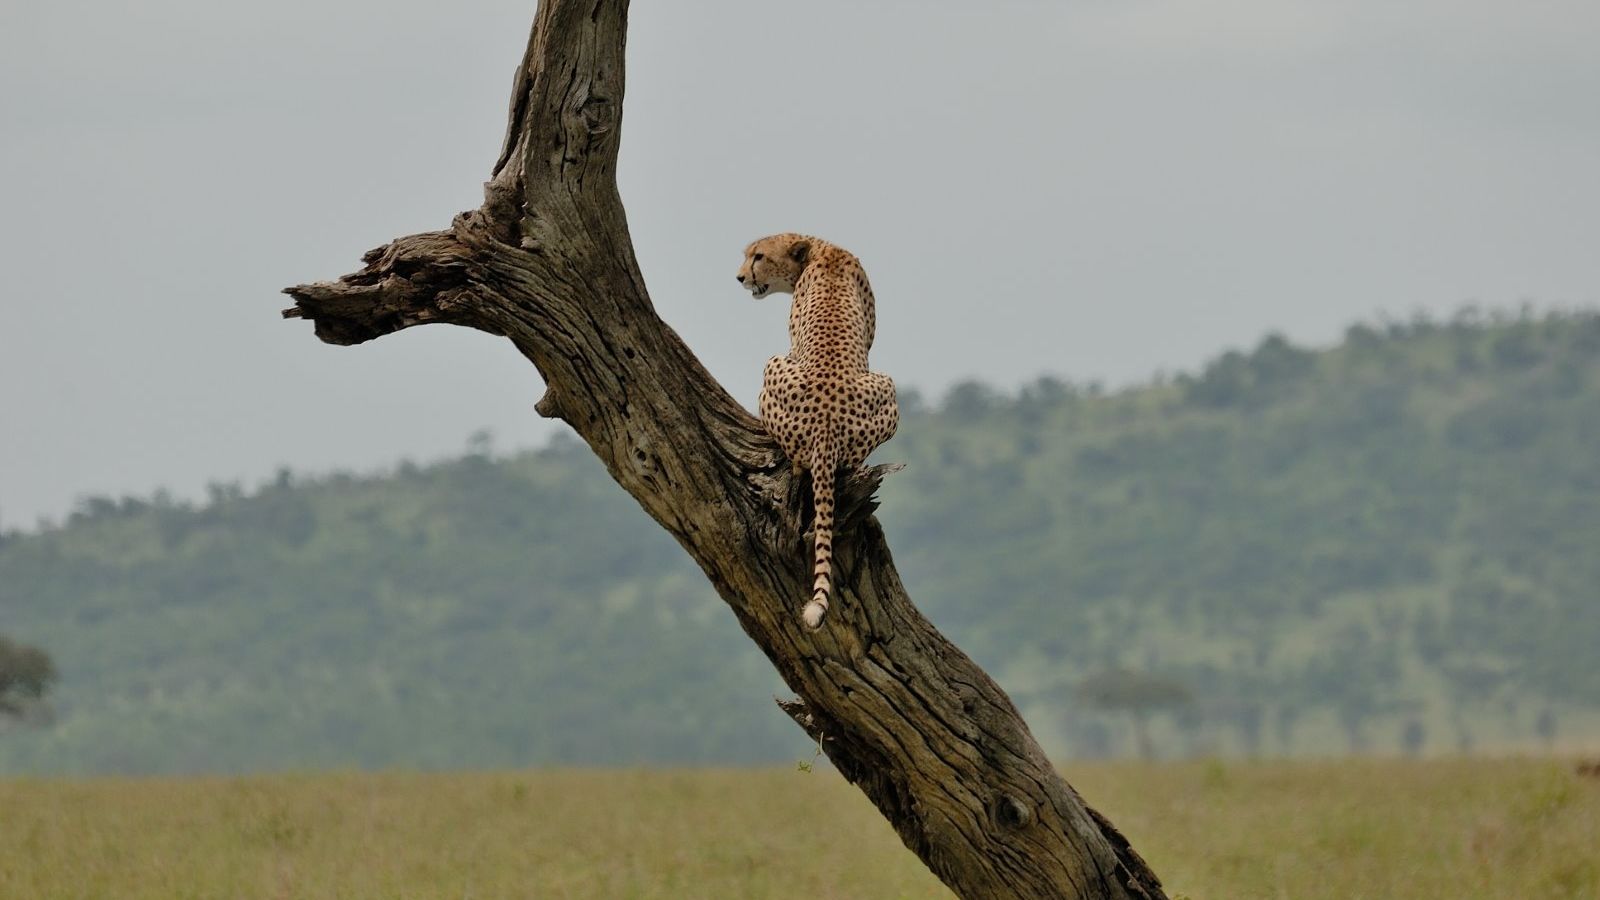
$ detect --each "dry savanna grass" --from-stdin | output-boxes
[1,758,1596,899]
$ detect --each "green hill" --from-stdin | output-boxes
[2,308,1598,773]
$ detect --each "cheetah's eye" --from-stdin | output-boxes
[753,253,764,262]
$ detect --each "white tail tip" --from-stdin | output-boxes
[802,600,828,630]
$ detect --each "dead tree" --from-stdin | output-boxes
[282,2,1166,897]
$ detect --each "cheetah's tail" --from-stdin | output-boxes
[804,467,835,630]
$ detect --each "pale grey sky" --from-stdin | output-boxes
[2,0,1596,526]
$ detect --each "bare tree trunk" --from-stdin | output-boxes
[281,3,1166,897]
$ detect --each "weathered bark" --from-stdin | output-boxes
[282,3,1166,897]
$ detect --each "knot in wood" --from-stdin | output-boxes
[579,96,615,136]
[534,389,565,420]
[629,435,655,472]
[994,794,1033,830]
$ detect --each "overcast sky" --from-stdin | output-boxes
[2,0,1596,526]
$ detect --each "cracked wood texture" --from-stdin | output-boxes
[281,2,1166,897]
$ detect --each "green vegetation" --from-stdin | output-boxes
[1,308,1597,773]
[1,759,1596,899]
[0,636,55,720]
[1076,669,1194,760]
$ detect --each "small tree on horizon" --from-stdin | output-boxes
[1401,718,1427,758]
[1535,709,1558,753]
[1076,669,1194,760]
[0,635,56,723]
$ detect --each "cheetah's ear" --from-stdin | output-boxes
[788,240,811,266]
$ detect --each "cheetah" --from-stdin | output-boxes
[737,233,899,629]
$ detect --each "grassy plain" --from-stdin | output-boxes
[1,758,1595,899]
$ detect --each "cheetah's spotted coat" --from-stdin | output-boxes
[737,233,898,629]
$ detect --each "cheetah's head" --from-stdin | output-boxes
[736,234,812,299]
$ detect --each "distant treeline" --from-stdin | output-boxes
[2,307,1597,772]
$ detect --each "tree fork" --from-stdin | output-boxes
[282,2,1166,897]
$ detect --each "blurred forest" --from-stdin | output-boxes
[1,308,1597,773]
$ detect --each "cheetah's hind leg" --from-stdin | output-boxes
[758,355,809,469]
[862,371,900,448]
